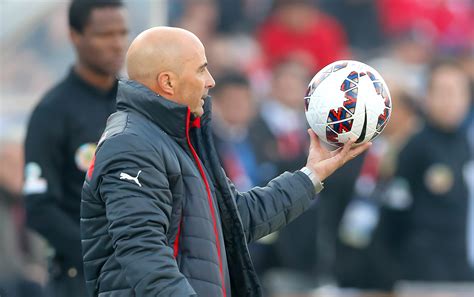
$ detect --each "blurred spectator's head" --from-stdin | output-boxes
[272,0,317,32]
[270,59,311,110]
[207,36,242,77]
[384,83,419,138]
[211,71,256,130]
[207,35,264,82]
[425,58,471,131]
[173,0,218,45]
[69,0,128,76]
[391,29,434,65]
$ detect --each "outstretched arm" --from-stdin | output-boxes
[233,129,371,243]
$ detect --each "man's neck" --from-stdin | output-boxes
[74,63,116,91]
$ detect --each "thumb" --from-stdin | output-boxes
[307,129,320,151]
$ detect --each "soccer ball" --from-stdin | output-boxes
[304,60,392,148]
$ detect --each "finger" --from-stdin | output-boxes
[346,142,372,161]
[333,138,361,163]
[329,139,354,157]
[308,129,327,155]
[307,129,319,150]
[329,146,343,157]
[339,138,356,157]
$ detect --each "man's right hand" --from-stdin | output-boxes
[305,129,371,182]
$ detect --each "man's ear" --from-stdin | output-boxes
[69,28,81,48]
[157,72,176,97]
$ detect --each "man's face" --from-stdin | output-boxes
[427,65,470,130]
[272,61,310,110]
[174,42,215,117]
[214,85,255,129]
[73,7,128,76]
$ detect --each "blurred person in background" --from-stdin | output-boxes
[168,0,270,34]
[246,59,321,294]
[315,145,365,289]
[369,29,434,102]
[171,0,219,46]
[370,0,474,105]
[170,0,273,98]
[210,69,311,294]
[211,71,259,191]
[217,0,259,33]
[170,0,270,90]
[250,59,311,182]
[377,0,473,53]
[319,86,420,291]
[23,0,128,296]
[0,142,45,297]
[210,70,316,294]
[319,0,384,55]
[369,88,421,290]
[257,0,349,71]
[206,35,265,80]
[387,58,473,283]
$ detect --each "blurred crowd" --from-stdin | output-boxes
[1,0,473,296]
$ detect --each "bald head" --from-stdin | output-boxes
[126,26,203,89]
[125,26,215,116]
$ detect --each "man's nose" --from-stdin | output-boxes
[206,71,215,89]
[111,33,127,52]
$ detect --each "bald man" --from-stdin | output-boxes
[81,27,370,297]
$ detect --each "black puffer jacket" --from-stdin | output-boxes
[81,80,316,297]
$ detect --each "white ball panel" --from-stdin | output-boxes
[305,60,392,146]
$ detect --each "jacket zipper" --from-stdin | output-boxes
[185,108,226,297]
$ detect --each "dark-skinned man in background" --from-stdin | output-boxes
[23,1,128,296]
